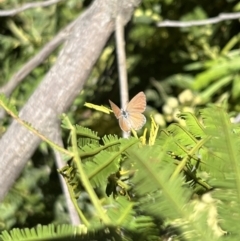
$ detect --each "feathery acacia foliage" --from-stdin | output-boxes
[1,95,240,240]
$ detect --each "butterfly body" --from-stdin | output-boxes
[109,92,146,132]
[121,110,129,119]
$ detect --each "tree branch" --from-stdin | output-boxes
[157,12,240,28]
[115,15,129,138]
[0,0,65,17]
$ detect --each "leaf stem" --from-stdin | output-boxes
[70,122,111,225]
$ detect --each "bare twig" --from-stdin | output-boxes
[157,12,240,28]
[0,19,76,97]
[52,125,80,225]
[115,14,129,138]
[0,0,65,17]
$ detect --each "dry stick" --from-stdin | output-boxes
[157,12,240,28]
[0,0,65,16]
[0,19,76,97]
[52,125,81,225]
[115,14,129,138]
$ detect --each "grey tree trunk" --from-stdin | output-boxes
[0,0,141,201]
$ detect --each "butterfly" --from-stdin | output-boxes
[109,92,146,132]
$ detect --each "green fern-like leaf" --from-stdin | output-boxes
[79,143,102,162]
[178,112,206,139]
[79,135,120,161]
[157,126,203,179]
[61,115,99,147]
[83,137,138,188]
[107,196,135,226]
[167,123,200,150]
[76,125,99,140]
[85,150,120,188]
[126,145,219,241]
[102,134,120,152]
[107,197,158,240]
[0,224,87,241]
[199,106,240,235]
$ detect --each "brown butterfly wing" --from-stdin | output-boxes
[128,112,146,130]
[109,100,122,118]
[126,92,146,113]
[118,116,131,132]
